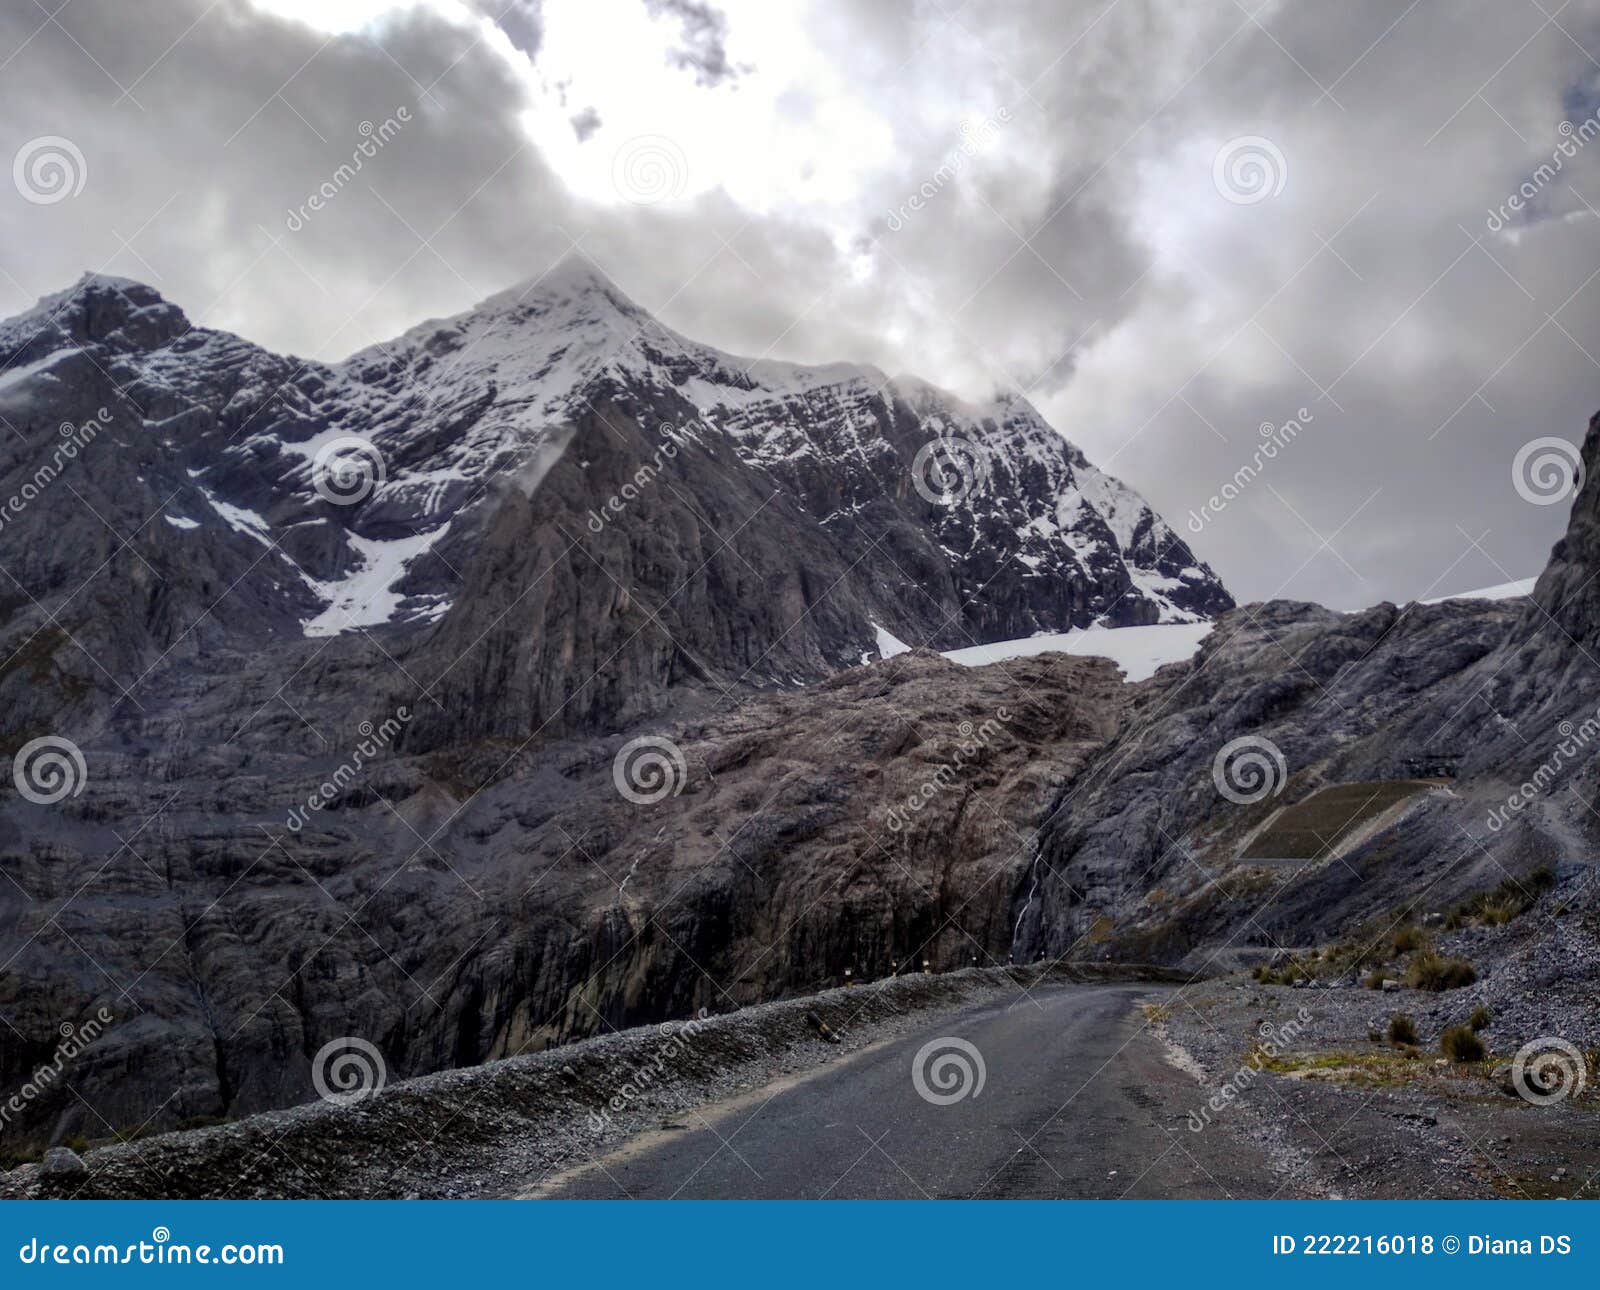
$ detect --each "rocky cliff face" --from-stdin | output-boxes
[1018,408,1600,967]
[0,646,1126,1143]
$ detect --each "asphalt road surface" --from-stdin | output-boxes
[528,983,1280,1199]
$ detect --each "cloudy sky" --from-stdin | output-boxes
[3,0,1599,609]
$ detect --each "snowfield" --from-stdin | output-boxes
[873,620,1213,682]
[1418,577,1536,605]
[870,575,1539,683]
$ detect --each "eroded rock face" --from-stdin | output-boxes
[1020,409,1600,967]
[0,648,1124,1144]
[1019,596,1531,958]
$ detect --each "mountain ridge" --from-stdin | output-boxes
[0,260,1231,747]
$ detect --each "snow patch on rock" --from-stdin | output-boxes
[302,525,452,637]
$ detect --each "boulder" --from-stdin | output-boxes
[39,1147,89,1185]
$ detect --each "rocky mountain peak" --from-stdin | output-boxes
[1530,408,1600,640]
[482,253,641,316]
[0,272,189,365]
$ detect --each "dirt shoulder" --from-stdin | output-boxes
[1160,977,1600,1199]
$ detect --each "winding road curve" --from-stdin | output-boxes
[525,983,1283,1199]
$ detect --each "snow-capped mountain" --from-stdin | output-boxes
[334,258,1228,633]
[0,259,1229,746]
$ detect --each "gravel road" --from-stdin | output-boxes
[526,983,1293,1199]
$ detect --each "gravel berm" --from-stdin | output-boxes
[0,963,1187,1200]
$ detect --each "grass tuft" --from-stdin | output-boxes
[1406,952,1476,992]
[1445,867,1555,929]
[1386,1012,1419,1046]
[1391,924,1428,955]
[1441,1025,1486,1063]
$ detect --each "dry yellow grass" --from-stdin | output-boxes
[1240,780,1434,862]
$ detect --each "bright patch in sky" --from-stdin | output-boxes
[251,0,893,218]
[526,1,893,216]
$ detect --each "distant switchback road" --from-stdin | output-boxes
[525,984,1286,1199]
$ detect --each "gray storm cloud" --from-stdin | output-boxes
[2,0,1598,610]
[644,0,746,86]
